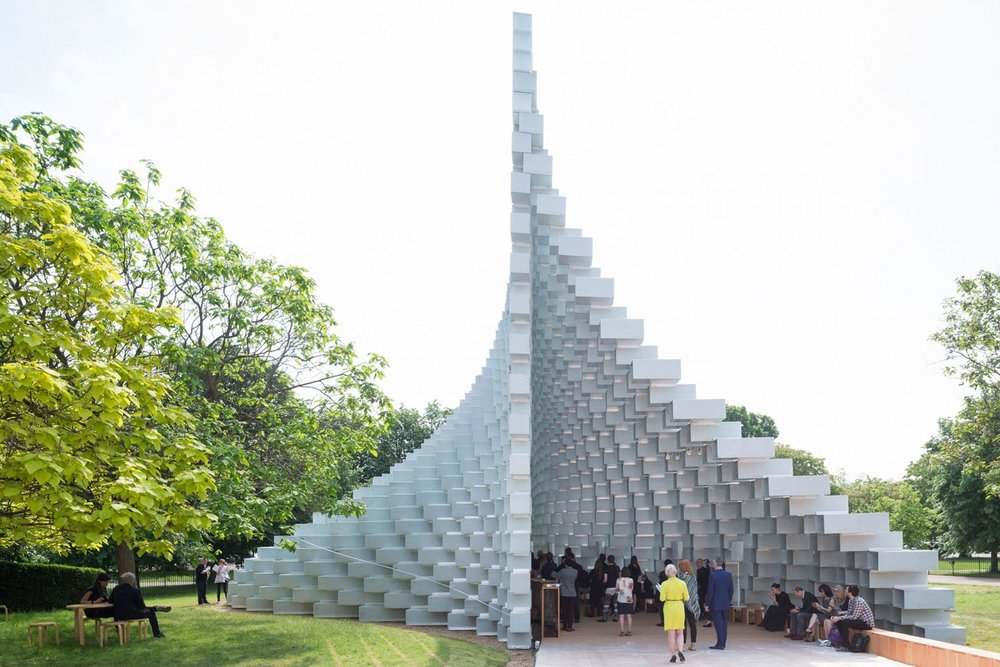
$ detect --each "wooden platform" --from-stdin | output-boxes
[857,629,1000,667]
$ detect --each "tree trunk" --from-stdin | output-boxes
[116,542,138,584]
[992,550,998,574]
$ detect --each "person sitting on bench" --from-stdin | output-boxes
[826,584,873,650]
[82,572,115,620]
[110,572,171,639]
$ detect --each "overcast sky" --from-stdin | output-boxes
[3,1,998,480]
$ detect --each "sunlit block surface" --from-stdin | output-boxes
[228,13,964,649]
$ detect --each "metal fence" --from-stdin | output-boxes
[931,557,1000,577]
[137,568,196,592]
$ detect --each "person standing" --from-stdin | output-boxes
[213,558,230,603]
[696,558,711,627]
[553,556,578,632]
[677,559,700,652]
[659,563,689,663]
[604,555,621,621]
[195,558,210,605]
[704,557,733,650]
[590,555,607,621]
[656,559,673,626]
[614,566,635,637]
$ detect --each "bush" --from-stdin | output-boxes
[0,560,102,611]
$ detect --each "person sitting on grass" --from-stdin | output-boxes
[81,572,115,620]
[110,572,171,638]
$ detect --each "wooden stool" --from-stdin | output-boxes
[85,616,104,641]
[126,618,149,640]
[27,621,60,646]
[100,620,130,647]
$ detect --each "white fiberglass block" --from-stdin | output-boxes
[893,586,954,610]
[574,276,614,302]
[823,512,890,534]
[716,437,774,459]
[767,475,830,497]
[690,421,742,442]
[632,358,681,383]
[673,399,725,421]
[789,495,849,514]
[522,153,551,175]
[536,194,566,216]
[600,318,643,341]
[874,550,938,572]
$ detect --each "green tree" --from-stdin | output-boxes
[842,477,937,549]
[904,449,949,547]
[773,444,829,477]
[931,271,1000,394]
[0,141,214,557]
[921,405,1000,571]
[725,404,779,438]
[3,114,392,544]
[352,401,453,485]
[926,271,1000,571]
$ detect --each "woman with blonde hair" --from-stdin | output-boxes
[677,559,700,651]
[659,563,689,663]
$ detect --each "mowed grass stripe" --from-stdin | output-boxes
[324,637,345,667]
[381,633,417,666]
[0,589,511,666]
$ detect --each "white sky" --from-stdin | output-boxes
[3,1,998,481]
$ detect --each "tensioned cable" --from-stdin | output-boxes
[291,537,511,617]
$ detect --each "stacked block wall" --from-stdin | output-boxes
[229,11,964,648]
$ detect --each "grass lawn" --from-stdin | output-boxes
[948,584,1000,653]
[0,588,511,666]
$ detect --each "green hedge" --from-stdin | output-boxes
[0,561,103,612]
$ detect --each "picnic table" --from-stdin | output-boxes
[66,603,113,646]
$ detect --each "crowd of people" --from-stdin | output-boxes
[532,550,735,661]
[757,581,874,650]
[533,548,874,657]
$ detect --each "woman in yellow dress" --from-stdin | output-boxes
[659,563,689,663]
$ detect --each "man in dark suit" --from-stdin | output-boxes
[704,556,733,649]
[195,558,210,605]
[110,572,170,638]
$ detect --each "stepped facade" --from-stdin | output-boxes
[229,12,964,649]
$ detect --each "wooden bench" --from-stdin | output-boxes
[849,627,1000,666]
[100,618,148,647]
[27,621,60,646]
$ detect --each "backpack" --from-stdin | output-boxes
[849,632,870,653]
[828,627,842,648]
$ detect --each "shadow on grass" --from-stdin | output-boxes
[0,590,509,667]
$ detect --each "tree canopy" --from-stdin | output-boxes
[0,140,214,557]
[351,401,452,485]
[725,404,779,438]
[913,271,1000,571]
[2,113,392,559]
